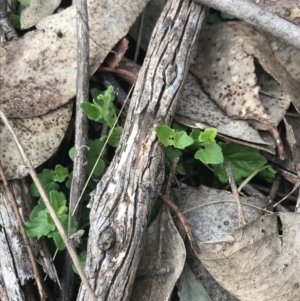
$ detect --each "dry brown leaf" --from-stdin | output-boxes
[283,115,300,171]
[0,102,72,179]
[173,186,300,301]
[194,22,300,120]
[20,0,62,29]
[198,213,300,301]
[131,205,186,301]
[173,185,267,253]
[175,73,276,153]
[0,0,149,118]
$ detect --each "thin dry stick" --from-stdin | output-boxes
[273,180,300,208]
[160,194,201,255]
[133,10,145,63]
[0,109,98,301]
[295,189,300,213]
[194,0,300,50]
[0,161,46,301]
[61,0,90,299]
[224,162,247,226]
[165,157,180,197]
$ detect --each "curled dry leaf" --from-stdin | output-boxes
[20,0,62,29]
[173,186,300,301]
[194,22,300,120]
[0,0,149,118]
[172,185,267,253]
[131,206,186,301]
[0,102,72,180]
[199,213,300,301]
[175,73,276,153]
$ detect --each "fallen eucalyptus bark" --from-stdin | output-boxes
[76,1,208,300]
[0,180,59,301]
[193,0,300,50]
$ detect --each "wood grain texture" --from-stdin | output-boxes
[77,1,208,300]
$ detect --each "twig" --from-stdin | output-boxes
[194,0,300,50]
[134,10,145,63]
[60,0,90,299]
[273,180,300,208]
[160,194,201,255]
[165,157,180,197]
[224,162,247,226]
[0,109,97,301]
[0,162,46,300]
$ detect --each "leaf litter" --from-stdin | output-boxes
[130,7,300,300]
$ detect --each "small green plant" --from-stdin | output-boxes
[26,86,121,270]
[155,125,276,184]
[155,125,224,165]
[25,166,78,250]
[80,85,123,147]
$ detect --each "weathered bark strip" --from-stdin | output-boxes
[0,180,59,301]
[77,1,208,300]
[60,0,90,299]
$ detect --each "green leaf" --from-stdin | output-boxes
[90,87,102,99]
[18,0,31,7]
[80,102,101,121]
[108,126,123,147]
[214,142,267,183]
[53,165,69,182]
[176,158,198,176]
[172,123,188,132]
[199,128,217,144]
[189,128,203,142]
[257,165,276,183]
[69,147,75,161]
[10,15,20,28]
[87,139,106,176]
[29,199,46,219]
[47,216,78,250]
[29,169,59,197]
[25,211,55,239]
[72,251,87,274]
[195,143,223,164]
[173,131,194,149]
[165,147,182,163]
[220,12,235,20]
[49,190,66,212]
[155,125,175,147]
[208,13,222,24]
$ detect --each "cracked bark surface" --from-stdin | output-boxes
[77,1,208,300]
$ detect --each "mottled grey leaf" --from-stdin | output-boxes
[0,0,150,118]
[0,102,72,179]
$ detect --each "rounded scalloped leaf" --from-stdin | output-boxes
[0,102,72,180]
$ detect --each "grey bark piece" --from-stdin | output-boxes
[0,180,59,301]
[76,1,208,300]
